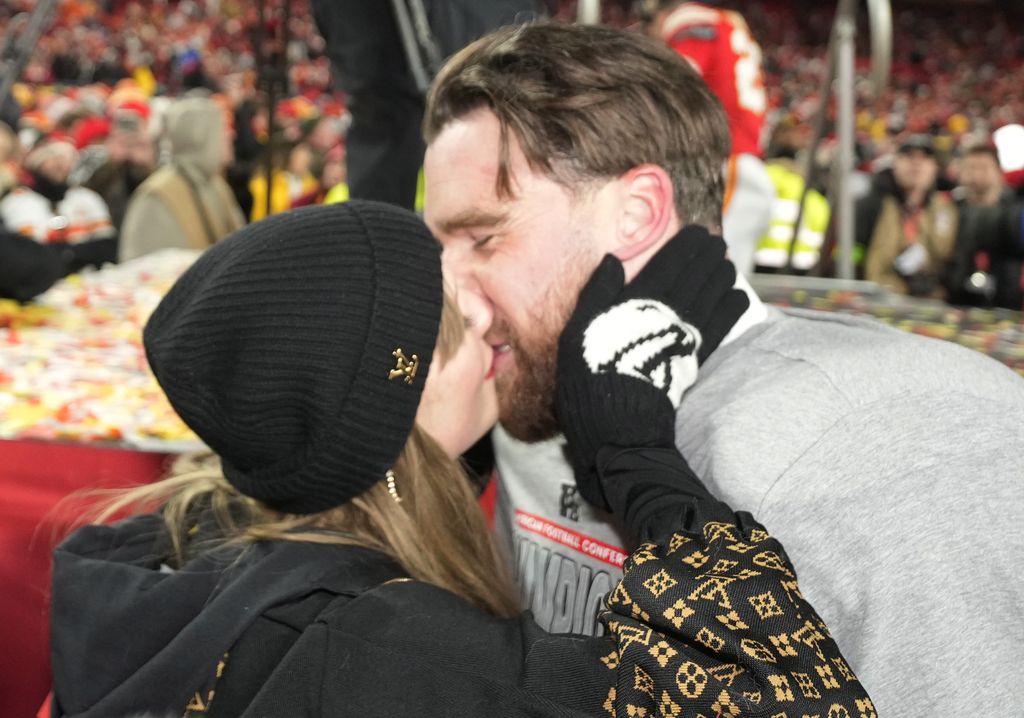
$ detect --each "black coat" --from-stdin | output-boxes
[0,229,67,301]
[0,229,115,302]
[944,189,1023,310]
[51,514,610,717]
[50,449,873,717]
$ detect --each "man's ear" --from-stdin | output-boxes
[611,164,676,263]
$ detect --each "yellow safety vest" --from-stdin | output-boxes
[323,183,350,205]
[755,162,831,271]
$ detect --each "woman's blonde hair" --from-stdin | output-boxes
[82,293,519,618]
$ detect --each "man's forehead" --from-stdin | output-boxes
[425,109,504,174]
[425,110,525,231]
[424,160,510,237]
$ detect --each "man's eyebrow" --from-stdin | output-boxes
[436,209,508,234]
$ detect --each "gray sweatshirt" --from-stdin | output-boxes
[495,301,1024,716]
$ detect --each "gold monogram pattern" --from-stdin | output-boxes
[182,653,229,716]
[387,348,419,385]
[648,641,678,668]
[644,570,679,598]
[600,518,873,717]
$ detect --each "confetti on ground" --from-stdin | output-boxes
[0,250,203,448]
[757,281,1024,376]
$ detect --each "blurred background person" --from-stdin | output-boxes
[82,101,156,232]
[0,121,21,198]
[0,228,69,301]
[223,72,262,221]
[119,95,244,261]
[66,114,113,189]
[248,139,320,222]
[310,1,431,211]
[640,0,775,276]
[855,134,958,297]
[0,133,117,262]
[0,130,120,300]
[321,145,350,205]
[754,114,831,273]
[944,143,1023,309]
[310,0,546,211]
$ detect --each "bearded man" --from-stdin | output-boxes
[424,23,1024,717]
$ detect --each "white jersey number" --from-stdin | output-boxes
[729,14,767,115]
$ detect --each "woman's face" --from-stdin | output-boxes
[415,288,498,458]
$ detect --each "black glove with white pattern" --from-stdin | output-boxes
[555,226,749,510]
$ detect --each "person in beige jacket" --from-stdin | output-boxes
[120,95,244,261]
[855,135,959,298]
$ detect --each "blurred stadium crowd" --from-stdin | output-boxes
[0,0,1022,305]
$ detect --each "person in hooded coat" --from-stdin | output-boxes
[118,95,244,262]
[49,202,871,717]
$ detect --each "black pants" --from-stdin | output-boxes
[311,0,425,211]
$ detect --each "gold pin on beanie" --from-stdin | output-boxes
[143,201,444,514]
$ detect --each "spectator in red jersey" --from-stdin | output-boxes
[0,134,118,301]
[0,134,117,254]
[639,0,775,276]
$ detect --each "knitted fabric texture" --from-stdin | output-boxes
[144,201,443,514]
[601,516,874,717]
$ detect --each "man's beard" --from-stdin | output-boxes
[494,313,562,443]
[496,251,596,443]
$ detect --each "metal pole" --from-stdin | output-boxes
[787,31,838,272]
[791,0,890,275]
[866,0,892,96]
[0,0,61,117]
[577,0,601,24]
[835,0,857,280]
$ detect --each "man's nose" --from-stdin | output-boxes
[457,286,493,337]
[441,244,478,290]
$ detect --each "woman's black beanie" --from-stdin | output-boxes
[143,201,444,514]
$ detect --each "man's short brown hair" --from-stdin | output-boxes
[424,22,731,229]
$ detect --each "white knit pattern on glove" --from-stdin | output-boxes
[581,298,702,409]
